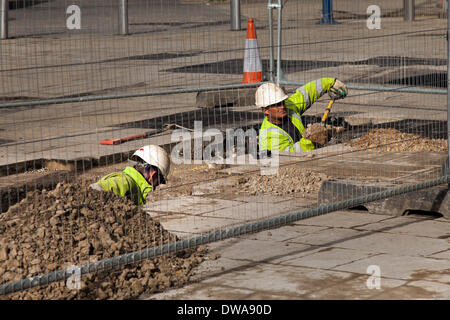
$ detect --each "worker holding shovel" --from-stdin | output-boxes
[90,144,171,205]
[256,78,348,152]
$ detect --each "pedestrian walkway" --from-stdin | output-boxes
[144,210,450,299]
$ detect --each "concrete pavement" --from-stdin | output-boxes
[144,209,450,300]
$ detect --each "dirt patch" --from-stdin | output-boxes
[347,128,448,152]
[0,179,207,300]
[236,166,328,196]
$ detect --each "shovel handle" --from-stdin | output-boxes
[321,100,334,127]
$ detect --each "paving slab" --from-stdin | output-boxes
[333,254,450,281]
[246,225,329,242]
[143,196,244,216]
[428,250,450,260]
[144,194,316,238]
[198,264,358,298]
[276,247,378,270]
[206,200,306,220]
[147,282,257,300]
[287,228,366,247]
[305,274,406,300]
[143,209,450,300]
[372,281,450,300]
[330,231,449,257]
[218,238,311,263]
[405,281,450,298]
[355,217,450,239]
[292,211,391,228]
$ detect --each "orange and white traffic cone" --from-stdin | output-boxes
[242,19,262,83]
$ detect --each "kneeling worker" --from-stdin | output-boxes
[256,78,348,152]
[90,144,170,205]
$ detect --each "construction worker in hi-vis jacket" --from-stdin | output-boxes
[256,78,348,152]
[90,144,170,205]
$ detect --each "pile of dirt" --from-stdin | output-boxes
[237,166,327,196]
[0,180,207,300]
[347,128,448,152]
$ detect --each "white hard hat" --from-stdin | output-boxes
[132,145,171,180]
[255,82,289,109]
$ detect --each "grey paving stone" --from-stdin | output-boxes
[292,211,391,228]
[332,232,449,257]
[372,281,450,300]
[200,264,357,297]
[219,238,311,263]
[247,225,329,242]
[145,283,255,300]
[355,217,450,239]
[333,254,450,280]
[305,275,406,300]
[428,250,450,260]
[288,228,364,247]
[276,247,378,269]
[403,281,450,299]
[144,196,243,216]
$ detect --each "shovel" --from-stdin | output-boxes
[321,99,334,127]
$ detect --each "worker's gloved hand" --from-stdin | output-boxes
[329,79,348,100]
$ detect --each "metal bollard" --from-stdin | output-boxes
[404,0,415,21]
[230,0,241,30]
[118,0,128,35]
[0,0,7,39]
[317,0,337,24]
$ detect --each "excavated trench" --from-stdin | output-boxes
[1,109,447,215]
[117,108,448,142]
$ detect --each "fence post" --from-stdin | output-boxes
[275,0,283,85]
[318,0,337,24]
[118,0,128,35]
[404,0,415,21]
[0,0,7,39]
[267,0,275,82]
[230,0,241,31]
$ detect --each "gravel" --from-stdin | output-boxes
[347,128,448,152]
[0,179,207,300]
[237,166,327,196]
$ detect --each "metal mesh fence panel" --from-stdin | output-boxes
[276,0,448,205]
[0,0,448,299]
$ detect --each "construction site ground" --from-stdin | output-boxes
[0,0,449,300]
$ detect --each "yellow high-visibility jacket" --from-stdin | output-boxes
[95,166,152,205]
[259,78,336,152]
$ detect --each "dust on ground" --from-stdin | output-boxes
[347,128,448,152]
